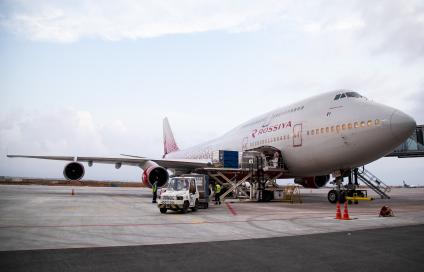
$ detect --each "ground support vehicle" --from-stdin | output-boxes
[181,174,210,209]
[158,176,200,214]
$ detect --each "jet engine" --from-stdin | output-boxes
[294,175,330,188]
[141,161,169,188]
[63,162,85,181]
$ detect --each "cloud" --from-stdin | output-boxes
[0,108,160,180]
[2,1,423,61]
[0,0,289,42]
[355,0,424,60]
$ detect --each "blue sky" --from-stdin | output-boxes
[0,0,423,184]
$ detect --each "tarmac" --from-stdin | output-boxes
[0,184,423,271]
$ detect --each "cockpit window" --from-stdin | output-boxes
[346,92,362,98]
[334,91,364,100]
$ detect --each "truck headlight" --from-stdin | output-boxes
[176,196,183,200]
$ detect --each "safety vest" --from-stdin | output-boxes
[215,184,221,194]
[152,183,157,193]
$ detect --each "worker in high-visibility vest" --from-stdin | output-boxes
[214,183,222,205]
[152,181,158,203]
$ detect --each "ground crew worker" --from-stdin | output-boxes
[214,183,221,205]
[152,181,158,203]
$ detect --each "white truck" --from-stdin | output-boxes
[158,176,200,214]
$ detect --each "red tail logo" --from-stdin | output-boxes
[163,117,179,157]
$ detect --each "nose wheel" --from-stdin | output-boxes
[327,190,346,204]
[328,190,338,203]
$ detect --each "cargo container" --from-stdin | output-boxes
[212,150,239,168]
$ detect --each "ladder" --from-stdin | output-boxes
[356,168,391,199]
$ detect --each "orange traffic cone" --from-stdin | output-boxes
[342,201,351,220]
[335,202,342,220]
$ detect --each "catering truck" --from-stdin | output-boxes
[158,176,200,213]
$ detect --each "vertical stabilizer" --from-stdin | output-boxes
[163,117,179,157]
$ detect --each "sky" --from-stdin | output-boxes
[0,0,423,185]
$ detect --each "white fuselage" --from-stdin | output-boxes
[165,91,416,178]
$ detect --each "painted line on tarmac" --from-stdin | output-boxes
[0,211,410,229]
[0,216,329,229]
[225,203,237,216]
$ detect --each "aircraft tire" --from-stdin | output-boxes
[339,191,346,204]
[327,190,338,204]
[160,208,167,214]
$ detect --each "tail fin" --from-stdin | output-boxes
[163,117,179,157]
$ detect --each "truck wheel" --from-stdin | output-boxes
[181,201,189,214]
[159,208,167,214]
[327,190,338,204]
[191,199,199,212]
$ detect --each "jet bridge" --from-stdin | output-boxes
[386,125,424,158]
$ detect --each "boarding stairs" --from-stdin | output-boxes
[356,168,391,199]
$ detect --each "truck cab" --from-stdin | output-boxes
[158,177,199,214]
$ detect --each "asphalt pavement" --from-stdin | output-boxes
[1,224,423,272]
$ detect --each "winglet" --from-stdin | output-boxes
[163,117,179,157]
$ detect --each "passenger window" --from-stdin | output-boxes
[342,124,346,130]
[360,121,365,127]
[375,119,381,126]
[331,126,335,132]
[367,120,372,126]
[321,128,324,133]
[311,130,315,135]
[336,125,340,132]
[316,129,319,134]
[326,127,329,133]
[307,131,310,136]
[348,123,352,129]
[354,122,359,128]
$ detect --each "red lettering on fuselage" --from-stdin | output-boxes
[251,121,292,138]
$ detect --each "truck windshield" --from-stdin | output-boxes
[167,178,190,191]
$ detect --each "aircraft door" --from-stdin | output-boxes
[242,137,249,151]
[293,123,302,147]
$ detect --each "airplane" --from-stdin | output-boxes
[403,180,417,188]
[7,90,416,201]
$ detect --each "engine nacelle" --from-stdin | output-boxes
[63,162,85,181]
[141,161,169,188]
[294,175,330,188]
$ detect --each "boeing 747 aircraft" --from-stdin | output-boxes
[8,90,416,200]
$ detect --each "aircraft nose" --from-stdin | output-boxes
[390,110,416,142]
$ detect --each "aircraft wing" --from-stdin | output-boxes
[7,154,210,169]
[7,155,75,161]
[77,156,210,169]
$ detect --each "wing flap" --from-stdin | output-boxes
[77,156,209,169]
